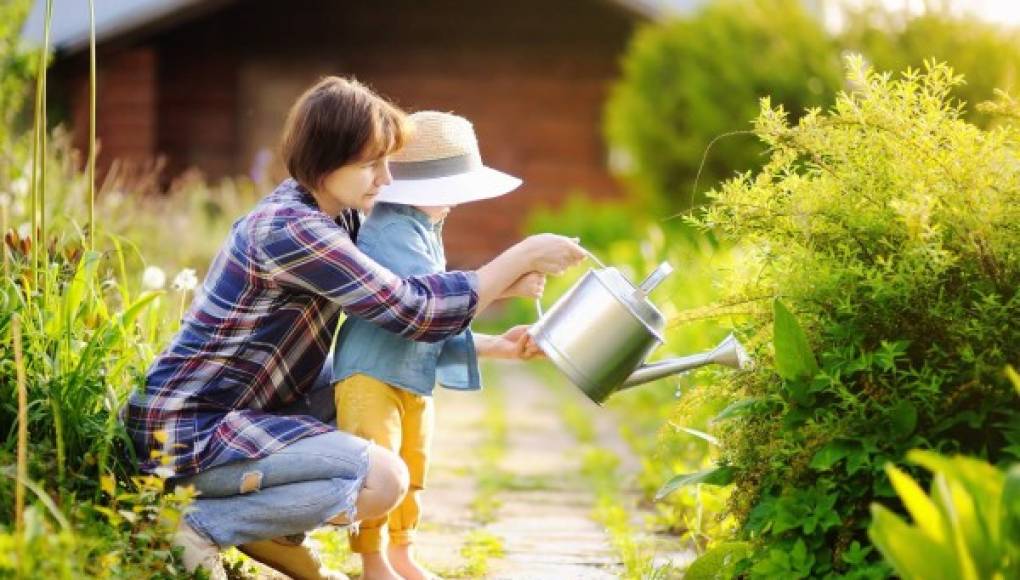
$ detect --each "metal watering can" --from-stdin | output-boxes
[528,258,751,405]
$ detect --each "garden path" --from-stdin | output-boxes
[251,361,694,579]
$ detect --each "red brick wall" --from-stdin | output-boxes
[64,47,158,178]
[58,0,639,267]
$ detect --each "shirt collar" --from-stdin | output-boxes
[372,202,443,230]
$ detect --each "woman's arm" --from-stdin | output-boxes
[258,215,584,343]
[475,234,584,312]
[260,214,478,343]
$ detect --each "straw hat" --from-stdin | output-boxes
[377,111,522,205]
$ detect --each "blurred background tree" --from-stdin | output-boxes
[603,0,1020,218]
[840,6,1020,124]
[604,0,843,216]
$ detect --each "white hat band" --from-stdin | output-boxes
[389,152,482,180]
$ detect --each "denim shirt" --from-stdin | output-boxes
[331,203,482,396]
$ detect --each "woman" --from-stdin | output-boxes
[122,77,585,579]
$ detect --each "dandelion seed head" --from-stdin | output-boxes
[152,466,175,479]
[142,265,166,290]
[172,268,198,292]
[11,177,28,197]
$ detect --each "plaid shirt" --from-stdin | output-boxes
[123,179,478,477]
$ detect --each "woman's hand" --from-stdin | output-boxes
[475,234,585,313]
[515,234,587,275]
[475,325,545,360]
[501,272,545,300]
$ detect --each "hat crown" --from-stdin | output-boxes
[392,111,480,163]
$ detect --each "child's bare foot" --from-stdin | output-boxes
[360,551,403,580]
[388,544,440,580]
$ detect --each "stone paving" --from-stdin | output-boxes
[250,361,695,579]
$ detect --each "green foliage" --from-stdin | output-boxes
[841,7,1020,123]
[691,58,1020,577]
[606,1,1020,217]
[0,0,36,146]
[0,3,226,575]
[868,450,1020,579]
[684,541,749,580]
[525,192,655,254]
[656,466,733,501]
[771,298,819,382]
[0,474,198,577]
[605,0,842,214]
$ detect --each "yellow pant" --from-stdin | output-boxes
[335,374,433,553]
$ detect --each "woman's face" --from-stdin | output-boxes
[315,157,392,216]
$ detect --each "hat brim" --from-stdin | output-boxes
[377,166,522,205]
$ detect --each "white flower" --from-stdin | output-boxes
[17,223,31,238]
[11,177,28,197]
[172,268,198,292]
[152,466,176,479]
[141,266,166,290]
[105,190,124,208]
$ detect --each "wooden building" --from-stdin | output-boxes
[24,0,697,266]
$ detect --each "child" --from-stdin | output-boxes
[332,111,543,580]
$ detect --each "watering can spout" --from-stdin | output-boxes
[620,334,751,389]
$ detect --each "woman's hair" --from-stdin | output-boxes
[281,76,409,190]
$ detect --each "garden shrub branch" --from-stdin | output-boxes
[678,56,1020,578]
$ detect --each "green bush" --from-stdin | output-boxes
[604,0,842,214]
[681,58,1019,577]
[868,450,1020,579]
[0,0,35,146]
[841,7,1020,124]
[606,1,1020,217]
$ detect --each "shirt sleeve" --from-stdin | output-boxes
[257,214,478,343]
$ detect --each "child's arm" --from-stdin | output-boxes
[474,325,544,360]
[500,271,545,300]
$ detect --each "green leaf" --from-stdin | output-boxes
[65,250,101,323]
[1001,464,1020,551]
[885,463,947,545]
[655,466,734,501]
[1006,365,1020,396]
[677,426,719,446]
[810,439,855,470]
[868,504,956,580]
[712,397,762,422]
[684,542,750,580]
[889,400,918,439]
[772,298,819,381]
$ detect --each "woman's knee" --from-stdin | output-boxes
[344,445,408,522]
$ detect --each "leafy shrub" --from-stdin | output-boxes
[0,0,35,146]
[0,5,205,576]
[679,58,1020,577]
[604,0,843,214]
[868,450,1020,579]
[606,1,1020,216]
[841,7,1020,123]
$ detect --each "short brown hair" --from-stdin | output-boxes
[281,77,409,190]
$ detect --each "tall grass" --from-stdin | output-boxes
[0,2,202,577]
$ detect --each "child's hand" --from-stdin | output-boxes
[478,326,545,360]
[501,272,545,300]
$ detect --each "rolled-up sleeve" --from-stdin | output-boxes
[258,214,478,342]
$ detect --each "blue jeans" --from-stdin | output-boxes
[175,365,368,547]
